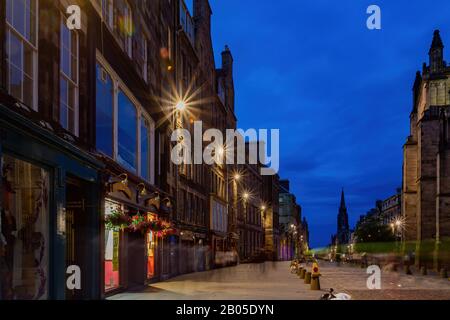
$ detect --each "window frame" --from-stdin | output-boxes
[96,53,155,184]
[59,13,80,136]
[5,0,39,111]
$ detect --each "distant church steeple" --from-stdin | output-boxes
[429,30,445,73]
[336,188,350,244]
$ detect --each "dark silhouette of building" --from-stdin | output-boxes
[334,189,350,245]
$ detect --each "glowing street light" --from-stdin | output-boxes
[234,173,241,181]
[176,100,186,112]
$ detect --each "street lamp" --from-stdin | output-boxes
[176,100,186,112]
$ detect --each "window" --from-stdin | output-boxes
[104,200,122,291]
[141,118,151,181]
[96,57,155,180]
[1,155,49,300]
[101,0,114,28]
[117,90,137,172]
[5,0,38,110]
[96,64,114,157]
[117,0,133,57]
[60,15,79,135]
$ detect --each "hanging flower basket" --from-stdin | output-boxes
[127,213,176,237]
[105,208,131,231]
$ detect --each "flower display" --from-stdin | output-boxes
[106,209,175,237]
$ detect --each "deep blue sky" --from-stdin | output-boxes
[187,0,450,248]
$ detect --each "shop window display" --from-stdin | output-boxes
[0,155,49,300]
[104,200,121,291]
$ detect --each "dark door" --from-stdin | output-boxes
[65,176,90,300]
[127,232,146,288]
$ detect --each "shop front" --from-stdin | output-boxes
[101,174,174,296]
[0,104,103,300]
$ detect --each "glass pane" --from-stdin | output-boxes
[24,0,36,44]
[9,32,23,70]
[23,43,33,78]
[60,102,68,130]
[70,34,78,82]
[0,155,49,300]
[68,82,76,110]
[95,64,114,157]
[23,74,33,107]
[24,5,31,42]
[118,90,137,172]
[70,54,77,82]
[61,20,70,50]
[6,0,12,23]
[9,64,22,100]
[12,0,25,36]
[61,48,70,77]
[68,107,75,134]
[141,119,149,180]
[60,77,68,106]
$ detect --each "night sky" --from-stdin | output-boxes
[186,0,450,248]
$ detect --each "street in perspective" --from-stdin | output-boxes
[0,0,449,306]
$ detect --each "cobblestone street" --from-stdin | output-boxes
[109,261,450,300]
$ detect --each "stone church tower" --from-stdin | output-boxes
[402,30,450,270]
[336,189,350,244]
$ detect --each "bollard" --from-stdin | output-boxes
[297,267,303,277]
[310,275,320,290]
[440,268,448,279]
[304,271,312,284]
[420,266,427,276]
[404,265,412,275]
[300,268,306,279]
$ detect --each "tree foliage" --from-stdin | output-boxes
[353,215,395,243]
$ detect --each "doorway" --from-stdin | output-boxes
[65,176,91,300]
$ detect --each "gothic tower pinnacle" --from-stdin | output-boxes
[337,188,350,244]
[429,30,445,73]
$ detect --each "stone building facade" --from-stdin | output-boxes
[381,189,402,226]
[402,30,450,270]
[262,174,281,261]
[278,180,306,260]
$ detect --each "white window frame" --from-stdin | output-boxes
[59,13,79,136]
[96,52,155,184]
[5,0,39,111]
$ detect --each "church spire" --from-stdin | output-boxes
[340,188,346,209]
[429,30,445,73]
[337,188,350,245]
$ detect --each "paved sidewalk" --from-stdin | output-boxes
[109,261,450,300]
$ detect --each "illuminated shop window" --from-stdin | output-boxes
[104,200,122,291]
[0,155,49,300]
